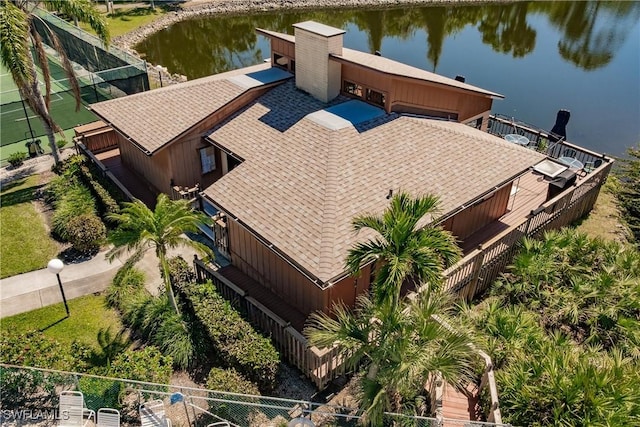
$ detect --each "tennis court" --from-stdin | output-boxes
[0,55,109,148]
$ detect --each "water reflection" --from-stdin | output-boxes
[542,1,640,70]
[136,1,640,77]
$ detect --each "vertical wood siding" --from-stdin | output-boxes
[227,220,328,317]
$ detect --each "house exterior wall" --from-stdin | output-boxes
[327,264,372,308]
[441,183,512,241]
[339,63,494,120]
[117,86,272,195]
[227,218,374,317]
[118,133,168,194]
[227,219,329,317]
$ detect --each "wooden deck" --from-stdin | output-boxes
[461,170,558,253]
[441,382,482,426]
[217,265,308,332]
[95,148,158,207]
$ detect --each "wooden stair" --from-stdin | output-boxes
[441,382,482,426]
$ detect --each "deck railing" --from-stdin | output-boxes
[74,121,119,153]
[76,141,135,202]
[171,184,200,202]
[192,258,345,390]
[443,158,612,298]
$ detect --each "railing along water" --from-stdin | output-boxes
[443,126,613,297]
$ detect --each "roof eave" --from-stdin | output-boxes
[201,192,333,290]
[329,54,504,99]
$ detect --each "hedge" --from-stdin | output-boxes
[169,258,280,391]
[79,164,120,216]
[206,367,260,395]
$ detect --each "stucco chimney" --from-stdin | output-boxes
[293,21,345,103]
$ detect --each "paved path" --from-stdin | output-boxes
[0,244,200,319]
[1,152,203,318]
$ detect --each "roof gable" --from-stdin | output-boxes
[90,63,291,154]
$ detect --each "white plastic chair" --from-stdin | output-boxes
[140,400,172,427]
[58,391,95,427]
[97,408,120,427]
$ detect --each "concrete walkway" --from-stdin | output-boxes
[0,244,200,319]
[1,151,201,319]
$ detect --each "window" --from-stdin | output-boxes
[366,88,386,107]
[200,146,216,174]
[343,80,363,97]
[274,53,289,69]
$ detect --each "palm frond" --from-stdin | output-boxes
[44,0,110,46]
[0,2,32,88]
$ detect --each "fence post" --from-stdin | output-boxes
[468,246,486,298]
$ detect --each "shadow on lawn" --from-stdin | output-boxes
[39,315,69,332]
[0,180,44,208]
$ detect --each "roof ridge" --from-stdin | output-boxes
[316,129,344,281]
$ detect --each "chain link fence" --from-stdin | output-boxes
[0,365,512,427]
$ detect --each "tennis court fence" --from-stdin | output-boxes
[1,7,149,147]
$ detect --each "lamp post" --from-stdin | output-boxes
[47,258,69,317]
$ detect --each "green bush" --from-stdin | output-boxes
[182,281,280,391]
[107,265,147,310]
[206,367,259,395]
[66,213,106,253]
[79,164,120,216]
[7,152,27,167]
[206,368,260,425]
[0,331,78,407]
[51,182,96,240]
[78,376,122,411]
[108,346,172,385]
[56,139,67,150]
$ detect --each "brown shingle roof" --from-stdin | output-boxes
[203,82,543,284]
[89,63,276,154]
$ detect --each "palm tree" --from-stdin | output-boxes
[106,194,213,314]
[346,192,461,307]
[0,1,109,165]
[305,288,476,424]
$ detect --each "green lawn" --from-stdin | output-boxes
[0,175,59,278]
[0,295,124,350]
[81,6,167,38]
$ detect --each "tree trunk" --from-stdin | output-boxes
[159,252,180,315]
[27,65,60,165]
[43,121,60,165]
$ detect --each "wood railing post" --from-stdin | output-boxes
[468,245,486,299]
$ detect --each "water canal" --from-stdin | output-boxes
[136,1,640,157]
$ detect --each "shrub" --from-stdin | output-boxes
[206,367,259,395]
[108,346,172,385]
[7,152,27,167]
[0,331,77,407]
[51,182,96,240]
[617,144,640,245]
[182,281,280,391]
[65,213,106,254]
[206,368,260,425]
[106,265,147,310]
[56,139,67,150]
[79,164,120,216]
[78,375,122,411]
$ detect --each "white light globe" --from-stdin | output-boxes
[47,258,64,274]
